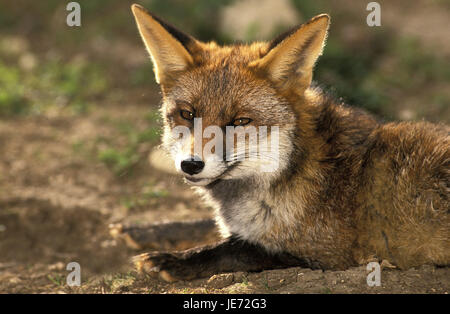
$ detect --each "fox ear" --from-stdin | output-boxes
[250,14,330,93]
[131,4,198,85]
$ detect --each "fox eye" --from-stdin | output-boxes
[180,109,194,121]
[232,118,252,126]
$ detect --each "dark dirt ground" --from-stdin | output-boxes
[0,0,449,294]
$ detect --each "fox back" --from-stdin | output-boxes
[132,4,449,270]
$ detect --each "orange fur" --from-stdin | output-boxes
[132,4,449,271]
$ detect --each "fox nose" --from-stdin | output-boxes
[181,158,205,175]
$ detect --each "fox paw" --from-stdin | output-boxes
[133,252,192,282]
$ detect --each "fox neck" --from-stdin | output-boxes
[196,87,336,249]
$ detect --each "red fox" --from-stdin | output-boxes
[127,4,449,282]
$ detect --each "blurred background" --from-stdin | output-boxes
[0,0,449,293]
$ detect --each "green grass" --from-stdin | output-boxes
[97,117,161,176]
[0,55,109,117]
[47,273,65,286]
[1,0,448,123]
[320,287,333,294]
[289,1,449,120]
[120,181,169,211]
[241,275,249,286]
[98,148,140,176]
[310,28,449,119]
[69,111,162,177]
[39,59,109,114]
[385,38,450,86]
[129,63,156,87]
[353,37,450,118]
[260,276,273,291]
[104,272,136,292]
[0,62,31,116]
[70,112,161,178]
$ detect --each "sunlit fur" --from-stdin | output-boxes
[132,4,449,270]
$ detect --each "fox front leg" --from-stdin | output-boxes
[133,237,320,282]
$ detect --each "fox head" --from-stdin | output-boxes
[131,4,329,186]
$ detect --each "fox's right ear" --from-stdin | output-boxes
[131,4,199,85]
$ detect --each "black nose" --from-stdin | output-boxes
[181,158,205,175]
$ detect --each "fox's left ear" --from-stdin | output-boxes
[250,14,330,93]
